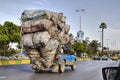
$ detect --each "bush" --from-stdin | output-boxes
[0,48,18,57]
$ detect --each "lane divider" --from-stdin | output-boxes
[0,61,1,65]
[0,58,91,65]
[77,58,92,61]
[9,60,16,64]
[0,60,30,65]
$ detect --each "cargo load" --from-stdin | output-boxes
[20,10,76,72]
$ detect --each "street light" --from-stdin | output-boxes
[98,31,102,50]
[76,9,85,42]
[106,39,110,49]
[98,31,102,43]
[76,9,85,31]
[99,22,107,55]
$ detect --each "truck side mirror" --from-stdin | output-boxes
[102,67,120,80]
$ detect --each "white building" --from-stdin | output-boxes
[9,42,18,50]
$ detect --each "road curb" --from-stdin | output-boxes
[77,58,92,61]
[0,58,92,65]
[0,60,30,65]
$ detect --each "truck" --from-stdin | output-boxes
[20,10,76,73]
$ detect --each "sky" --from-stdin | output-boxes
[0,0,120,50]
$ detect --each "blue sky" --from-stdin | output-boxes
[0,0,120,50]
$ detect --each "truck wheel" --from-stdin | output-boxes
[51,65,59,73]
[71,61,76,70]
[35,69,40,73]
[59,60,65,73]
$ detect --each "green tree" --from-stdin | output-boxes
[87,40,99,56]
[0,21,21,56]
[99,22,107,54]
[71,41,86,57]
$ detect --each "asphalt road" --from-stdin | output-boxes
[0,60,119,80]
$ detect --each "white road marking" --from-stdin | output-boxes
[0,76,7,79]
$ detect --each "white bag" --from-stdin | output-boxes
[63,24,70,34]
[21,33,34,48]
[31,19,53,31]
[41,39,59,53]
[33,31,50,46]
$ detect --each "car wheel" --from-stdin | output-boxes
[71,61,76,70]
[59,60,65,73]
[51,65,59,73]
[35,69,41,73]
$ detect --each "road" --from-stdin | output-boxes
[0,60,119,80]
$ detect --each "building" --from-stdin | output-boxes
[76,30,84,42]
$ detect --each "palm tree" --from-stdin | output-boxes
[99,22,107,55]
[87,40,99,56]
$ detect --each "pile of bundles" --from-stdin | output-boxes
[20,10,73,71]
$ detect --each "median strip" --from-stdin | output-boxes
[0,58,91,65]
[0,60,30,65]
[77,58,92,61]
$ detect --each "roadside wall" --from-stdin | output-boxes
[0,60,30,65]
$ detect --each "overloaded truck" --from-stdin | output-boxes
[20,10,76,73]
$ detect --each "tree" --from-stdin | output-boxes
[87,40,99,56]
[99,22,107,54]
[0,21,21,56]
[3,21,21,42]
[71,41,86,57]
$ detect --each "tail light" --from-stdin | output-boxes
[55,56,60,60]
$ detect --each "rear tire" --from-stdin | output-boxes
[71,61,76,70]
[51,65,59,73]
[59,60,65,73]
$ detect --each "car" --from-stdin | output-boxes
[112,56,118,61]
[52,54,76,73]
[93,56,101,60]
[101,56,108,60]
[102,66,120,80]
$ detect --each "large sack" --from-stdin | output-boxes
[51,12,66,24]
[41,50,56,67]
[41,39,59,53]
[25,48,40,58]
[21,20,31,27]
[21,27,32,34]
[21,20,32,34]
[31,19,53,32]
[58,32,70,44]
[31,50,56,70]
[50,13,59,24]
[21,33,34,48]
[21,10,52,22]
[57,21,65,29]
[48,25,59,39]
[61,16,66,23]
[63,24,70,34]
[33,31,50,46]
[21,19,53,34]
[68,33,73,41]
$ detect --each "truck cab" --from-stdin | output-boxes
[52,53,76,73]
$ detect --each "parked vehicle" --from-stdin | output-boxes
[112,56,118,61]
[101,56,108,60]
[93,56,101,60]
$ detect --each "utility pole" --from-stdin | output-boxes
[76,9,85,42]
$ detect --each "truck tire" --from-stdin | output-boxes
[51,65,59,73]
[35,69,41,73]
[59,60,65,73]
[71,61,76,70]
